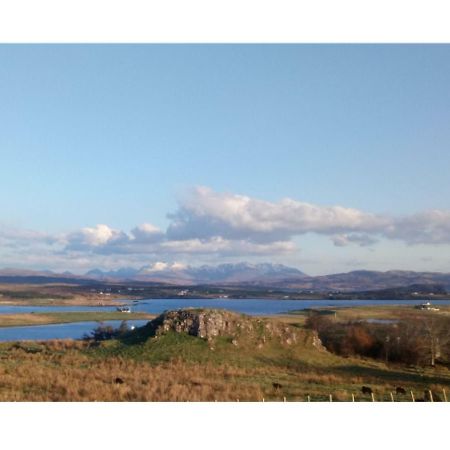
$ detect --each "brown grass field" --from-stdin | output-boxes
[0,312,155,327]
[0,310,449,402]
[0,301,449,402]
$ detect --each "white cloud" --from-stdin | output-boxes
[167,186,389,243]
[160,237,296,256]
[64,224,129,250]
[168,187,450,247]
[385,210,450,245]
[332,233,379,247]
[139,261,188,273]
[63,223,165,254]
[130,223,165,243]
[0,226,58,247]
[2,186,450,271]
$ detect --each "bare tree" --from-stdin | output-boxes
[421,316,449,366]
[407,316,450,366]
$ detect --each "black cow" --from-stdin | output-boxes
[272,382,283,391]
[114,377,124,384]
[361,386,373,395]
[396,387,406,395]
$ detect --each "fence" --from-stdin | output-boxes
[229,388,449,402]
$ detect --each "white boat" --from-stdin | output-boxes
[116,306,131,313]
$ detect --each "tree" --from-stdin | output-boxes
[394,316,450,366]
[418,316,449,366]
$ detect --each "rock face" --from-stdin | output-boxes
[152,309,237,339]
[145,308,325,351]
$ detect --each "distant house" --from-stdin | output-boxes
[415,302,440,311]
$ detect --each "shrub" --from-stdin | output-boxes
[83,321,131,341]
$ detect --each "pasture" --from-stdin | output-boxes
[0,314,448,401]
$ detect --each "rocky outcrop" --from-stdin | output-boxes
[152,309,239,339]
[145,308,325,351]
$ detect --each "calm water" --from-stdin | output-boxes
[1,298,449,342]
[0,320,148,342]
[1,298,450,316]
[125,298,450,316]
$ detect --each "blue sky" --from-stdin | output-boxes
[1,45,450,274]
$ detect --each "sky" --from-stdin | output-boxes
[1,44,450,275]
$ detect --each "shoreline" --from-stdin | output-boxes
[2,295,450,308]
[0,311,156,328]
[0,303,448,329]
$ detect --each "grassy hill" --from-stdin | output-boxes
[0,308,449,401]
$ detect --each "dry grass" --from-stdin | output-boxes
[334,305,450,321]
[0,312,155,327]
[0,307,449,402]
[0,336,449,402]
[0,313,56,326]
[0,342,264,401]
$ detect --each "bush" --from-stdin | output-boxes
[306,314,450,367]
[83,321,131,342]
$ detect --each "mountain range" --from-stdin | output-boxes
[1,263,450,291]
[85,262,307,285]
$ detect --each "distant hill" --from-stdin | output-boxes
[1,265,450,292]
[290,270,450,292]
[82,265,450,291]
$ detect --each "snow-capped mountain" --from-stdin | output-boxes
[85,262,307,285]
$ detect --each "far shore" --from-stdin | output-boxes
[2,294,450,308]
[0,304,448,328]
[0,311,156,328]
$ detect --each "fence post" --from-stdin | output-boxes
[283,396,286,402]
[371,392,375,402]
[351,393,355,402]
[410,390,415,402]
[262,397,265,402]
[390,392,394,402]
[329,394,333,402]
[428,390,434,402]
[443,389,448,402]
[307,395,311,402]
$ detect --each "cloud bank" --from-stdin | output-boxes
[2,186,450,270]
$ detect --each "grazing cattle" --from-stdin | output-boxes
[361,386,373,395]
[114,377,124,384]
[272,382,283,391]
[396,387,406,395]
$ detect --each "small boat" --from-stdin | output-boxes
[116,306,131,313]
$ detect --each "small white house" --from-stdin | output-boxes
[415,302,440,311]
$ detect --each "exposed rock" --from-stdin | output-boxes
[150,309,239,340]
[144,308,326,351]
[312,335,326,351]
